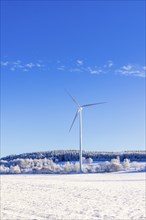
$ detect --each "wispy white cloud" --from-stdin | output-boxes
[116,64,146,78]
[57,65,66,71]
[86,67,104,75]
[1,60,45,72]
[103,60,114,68]
[25,63,35,68]
[36,63,43,68]
[76,60,83,66]
[69,68,83,72]
[1,61,9,66]
[122,64,132,71]
[108,60,114,68]
[60,59,109,75]
[1,58,145,78]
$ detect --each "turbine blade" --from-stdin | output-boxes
[65,89,80,107]
[82,102,107,107]
[69,111,79,132]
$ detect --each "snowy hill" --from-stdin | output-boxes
[1,150,146,162]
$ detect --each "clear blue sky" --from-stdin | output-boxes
[1,0,145,157]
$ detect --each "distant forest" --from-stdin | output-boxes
[1,150,146,162]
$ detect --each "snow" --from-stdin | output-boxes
[1,172,146,220]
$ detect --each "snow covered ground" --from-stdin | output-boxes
[1,172,146,220]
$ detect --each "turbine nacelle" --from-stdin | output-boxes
[79,107,83,112]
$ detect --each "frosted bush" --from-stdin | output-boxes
[0,165,10,174]
[47,164,54,172]
[34,159,43,168]
[101,161,111,172]
[109,158,123,172]
[131,161,139,171]
[86,158,93,164]
[33,159,40,167]
[55,164,62,173]
[63,162,71,173]
[95,158,124,173]
[10,165,21,174]
[110,163,123,172]
[82,165,88,173]
[74,162,80,172]
[16,159,26,169]
[44,159,51,165]
[123,159,130,170]
[51,163,62,173]
[95,164,102,173]
[42,158,48,165]
[86,164,95,173]
[41,158,52,169]
[139,163,146,171]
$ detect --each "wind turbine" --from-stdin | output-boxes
[66,90,106,173]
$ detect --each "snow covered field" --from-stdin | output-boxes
[1,172,146,220]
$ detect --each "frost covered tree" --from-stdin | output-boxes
[95,164,102,173]
[64,162,74,173]
[86,164,95,173]
[86,157,93,164]
[123,159,130,170]
[101,161,111,172]
[82,165,88,173]
[0,165,10,174]
[54,164,62,173]
[74,162,80,172]
[10,165,21,174]
[131,161,139,171]
[110,158,123,172]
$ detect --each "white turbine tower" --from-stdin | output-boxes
[66,90,106,173]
